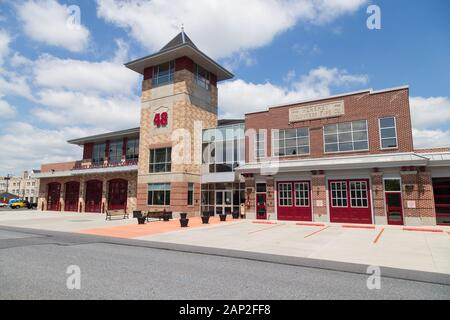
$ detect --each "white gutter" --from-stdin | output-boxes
[34,165,138,179]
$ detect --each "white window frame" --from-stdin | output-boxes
[330,181,348,208]
[294,182,310,207]
[323,120,369,154]
[379,117,398,150]
[349,181,369,208]
[271,128,310,158]
[254,132,266,160]
[278,183,292,207]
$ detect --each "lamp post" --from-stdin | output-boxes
[4,174,12,194]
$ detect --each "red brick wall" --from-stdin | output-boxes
[41,162,76,173]
[83,143,93,160]
[311,174,327,218]
[371,172,386,217]
[245,88,413,162]
[401,171,436,219]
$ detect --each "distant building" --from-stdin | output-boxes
[0,170,40,203]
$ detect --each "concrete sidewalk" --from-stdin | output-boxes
[0,210,449,275]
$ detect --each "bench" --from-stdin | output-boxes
[106,209,129,221]
[146,211,173,222]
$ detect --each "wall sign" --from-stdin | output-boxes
[153,111,168,127]
[289,100,345,123]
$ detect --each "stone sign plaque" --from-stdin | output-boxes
[289,100,345,122]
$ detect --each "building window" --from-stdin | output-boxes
[147,183,171,206]
[324,120,369,153]
[195,64,210,90]
[187,183,194,206]
[272,128,310,157]
[202,124,245,173]
[278,183,292,206]
[350,181,368,208]
[295,182,309,207]
[149,148,172,173]
[330,182,348,207]
[152,61,174,86]
[109,140,123,163]
[126,138,139,161]
[379,117,398,149]
[255,132,266,160]
[92,143,106,164]
[384,179,401,192]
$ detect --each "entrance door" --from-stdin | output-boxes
[215,190,232,215]
[64,182,80,212]
[85,180,102,213]
[385,192,404,225]
[256,193,267,220]
[329,179,372,224]
[108,179,128,210]
[47,183,61,211]
[277,181,312,221]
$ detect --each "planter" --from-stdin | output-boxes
[137,217,146,225]
[232,211,240,219]
[180,213,188,220]
[201,216,210,224]
[163,213,171,221]
[219,214,227,222]
[179,218,189,227]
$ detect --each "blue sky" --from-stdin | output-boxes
[0,0,449,175]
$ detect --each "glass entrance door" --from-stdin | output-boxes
[215,190,232,215]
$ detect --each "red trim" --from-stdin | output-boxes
[342,225,376,229]
[143,67,153,80]
[175,56,194,72]
[385,191,404,225]
[83,143,93,160]
[105,140,110,160]
[403,227,443,233]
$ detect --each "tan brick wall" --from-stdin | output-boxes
[311,175,327,219]
[245,88,413,162]
[401,171,436,221]
[371,172,386,217]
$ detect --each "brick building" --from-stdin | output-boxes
[35,31,450,226]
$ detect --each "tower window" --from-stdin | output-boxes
[195,64,210,90]
[153,61,174,86]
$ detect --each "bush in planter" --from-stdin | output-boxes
[219,214,227,222]
[232,210,240,219]
[201,212,210,224]
[179,212,189,227]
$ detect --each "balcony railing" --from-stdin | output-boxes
[72,159,138,171]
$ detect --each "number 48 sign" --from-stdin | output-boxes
[154,112,168,127]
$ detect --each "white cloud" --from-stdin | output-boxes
[96,0,366,59]
[0,71,33,99]
[0,29,10,65]
[33,89,140,129]
[218,66,368,118]
[0,123,99,175]
[16,0,90,52]
[223,51,257,72]
[410,96,450,130]
[10,52,33,67]
[413,128,450,149]
[33,53,139,95]
[0,99,16,118]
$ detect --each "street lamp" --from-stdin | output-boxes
[4,174,12,194]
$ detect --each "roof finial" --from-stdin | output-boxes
[181,23,186,43]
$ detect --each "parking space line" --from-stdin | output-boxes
[373,228,385,244]
[304,226,330,239]
[248,224,284,235]
[342,225,376,229]
[403,227,443,233]
[296,223,325,227]
[252,221,278,225]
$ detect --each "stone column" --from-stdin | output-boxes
[266,177,275,220]
[244,176,256,219]
[102,177,108,213]
[371,172,387,225]
[78,176,85,213]
[59,182,65,212]
[311,174,327,222]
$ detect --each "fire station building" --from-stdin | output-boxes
[35,31,450,227]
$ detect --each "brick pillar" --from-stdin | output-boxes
[38,180,47,211]
[244,177,256,219]
[79,176,85,213]
[371,172,387,225]
[401,171,436,226]
[102,178,108,214]
[312,174,327,222]
[266,177,275,220]
[59,182,65,212]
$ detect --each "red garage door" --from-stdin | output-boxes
[329,179,372,224]
[47,182,61,211]
[277,181,312,221]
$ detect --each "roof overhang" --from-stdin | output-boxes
[34,165,138,179]
[68,127,140,146]
[420,152,450,167]
[236,153,429,175]
[125,44,234,81]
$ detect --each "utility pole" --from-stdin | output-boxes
[4,174,12,194]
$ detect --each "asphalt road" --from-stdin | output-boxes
[0,227,449,300]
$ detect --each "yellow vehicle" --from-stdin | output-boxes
[9,199,27,209]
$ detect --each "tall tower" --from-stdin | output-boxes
[125,30,233,215]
